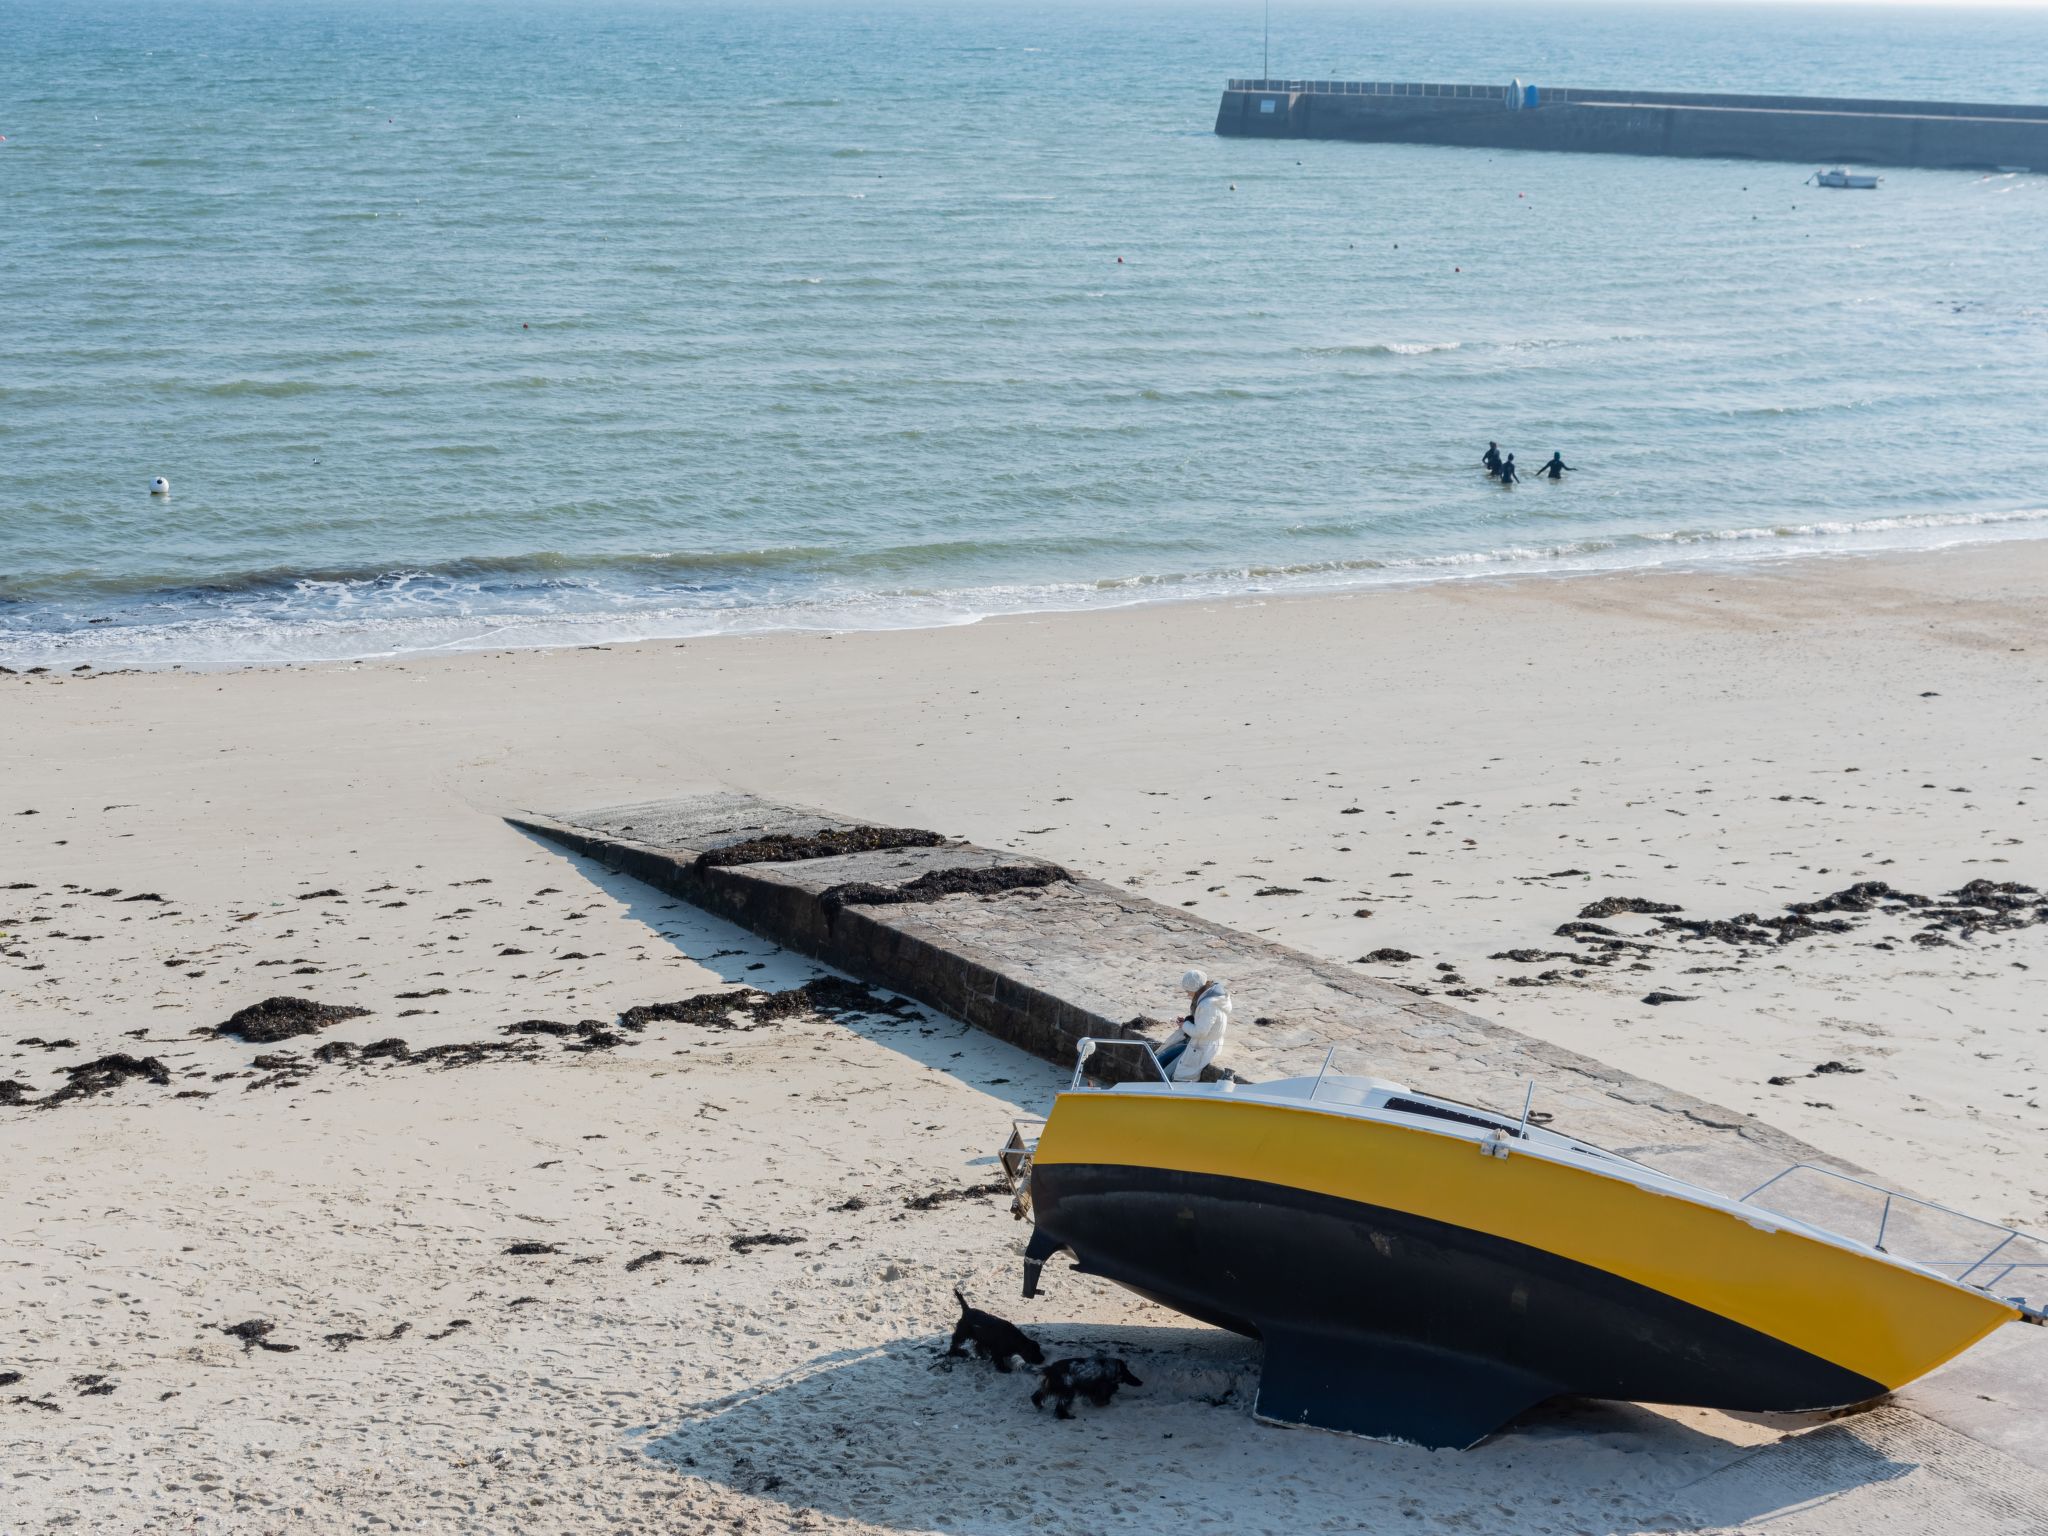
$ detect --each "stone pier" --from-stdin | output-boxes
[1216,79,2048,172]
[519,791,1848,1195]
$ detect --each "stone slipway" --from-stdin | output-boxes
[509,789,2048,1484]
[513,792,1846,1190]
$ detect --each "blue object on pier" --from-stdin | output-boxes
[1525,82,1540,109]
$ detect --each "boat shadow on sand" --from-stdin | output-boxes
[633,1323,1917,1535]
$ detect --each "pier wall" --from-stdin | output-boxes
[512,791,1834,1190]
[1215,80,2048,170]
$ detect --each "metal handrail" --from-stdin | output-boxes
[1069,1037,1173,1091]
[1308,1043,1338,1101]
[1740,1162,2047,1315]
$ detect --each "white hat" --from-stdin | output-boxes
[1180,968,1209,993]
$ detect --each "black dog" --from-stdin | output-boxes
[1032,1355,1143,1418]
[947,1287,1045,1373]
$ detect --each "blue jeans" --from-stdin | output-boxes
[1154,1036,1188,1077]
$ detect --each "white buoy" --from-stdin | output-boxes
[150,476,170,496]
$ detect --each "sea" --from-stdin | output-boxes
[6,0,2048,667]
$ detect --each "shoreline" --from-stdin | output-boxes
[8,521,2048,672]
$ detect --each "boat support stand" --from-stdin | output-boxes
[1254,1329,1559,1450]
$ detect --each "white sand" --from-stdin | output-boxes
[4,543,2046,1533]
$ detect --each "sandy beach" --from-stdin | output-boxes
[5,541,2047,1533]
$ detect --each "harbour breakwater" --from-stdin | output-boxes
[1215,80,2048,170]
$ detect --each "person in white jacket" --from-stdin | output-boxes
[1155,968,1231,1083]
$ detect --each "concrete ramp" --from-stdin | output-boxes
[515,791,1819,1191]
[510,789,2048,1480]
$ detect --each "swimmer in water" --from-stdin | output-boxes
[1481,441,1503,477]
[1498,453,1519,485]
[1539,451,1575,480]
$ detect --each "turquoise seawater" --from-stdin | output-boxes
[6,0,2048,664]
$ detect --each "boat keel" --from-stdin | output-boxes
[1254,1329,1557,1450]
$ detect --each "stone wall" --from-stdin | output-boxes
[1215,82,2048,170]
[512,790,1852,1190]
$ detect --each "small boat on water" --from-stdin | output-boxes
[1810,167,1881,188]
[1001,1040,2043,1449]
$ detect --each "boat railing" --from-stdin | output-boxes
[1740,1163,2048,1319]
[1069,1036,1174,1091]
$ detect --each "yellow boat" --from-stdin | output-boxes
[1004,1041,2043,1449]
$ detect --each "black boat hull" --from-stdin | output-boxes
[1028,1163,1887,1448]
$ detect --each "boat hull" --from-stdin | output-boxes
[1025,1092,2015,1448]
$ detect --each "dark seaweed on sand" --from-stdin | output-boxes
[1577,896,1684,920]
[40,1054,171,1108]
[625,1250,711,1273]
[617,976,918,1033]
[902,1180,1009,1212]
[217,1319,297,1354]
[318,1037,542,1069]
[214,996,371,1044]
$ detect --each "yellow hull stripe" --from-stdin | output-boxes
[1035,1093,2015,1389]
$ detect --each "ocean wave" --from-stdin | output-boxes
[0,532,1205,610]
[1641,507,2048,542]
[1308,341,1462,358]
[6,512,2048,669]
[0,547,846,606]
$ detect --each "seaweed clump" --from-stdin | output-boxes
[1785,881,1929,916]
[41,1054,171,1108]
[819,863,1069,916]
[695,827,946,870]
[618,977,919,1034]
[217,1319,297,1354]
[214,996,371,1044]
[903,1180,1009,1212]
[617,989,770,1032]
[316,1037,542,1070]
[1577,896,1684,920]
[501,1018,632,1051]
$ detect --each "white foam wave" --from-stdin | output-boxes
[7,506,2047,670]
[1311,340,1463,358]
[1643,507,2048,542]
